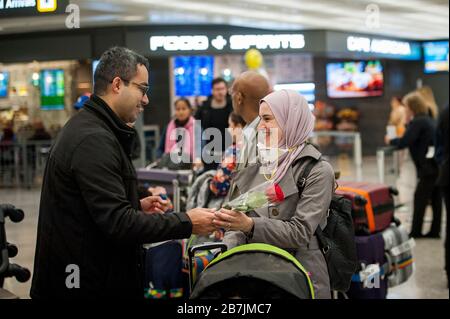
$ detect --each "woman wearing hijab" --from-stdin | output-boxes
[213,90,335,299]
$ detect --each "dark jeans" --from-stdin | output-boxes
[410,175,443,236]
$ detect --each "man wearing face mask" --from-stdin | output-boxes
[228,71,271,200]
[31,47,216,299]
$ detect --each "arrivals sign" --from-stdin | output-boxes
[0,0,68,17]
[149,33,306,53]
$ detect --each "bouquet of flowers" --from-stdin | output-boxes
[222,181,285,213]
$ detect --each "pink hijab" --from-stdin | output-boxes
[261,89,315,184]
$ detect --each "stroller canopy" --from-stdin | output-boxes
[190,243,315,299]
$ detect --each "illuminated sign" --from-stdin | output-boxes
[149,34,306,52]
[37,0,57,12]
[347,36,412,56]
[0,0,66,17]
[346,36,421,60]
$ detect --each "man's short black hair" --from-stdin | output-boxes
[94,47,149,95]
[211,77,227,88]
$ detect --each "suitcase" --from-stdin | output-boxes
[382,223,415,288]
[336,181,396,235]
[143,240,187,299]
[347,232,389,299]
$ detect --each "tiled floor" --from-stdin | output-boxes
[0,155,448,299]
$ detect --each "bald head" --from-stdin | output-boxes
[231,71,271,123]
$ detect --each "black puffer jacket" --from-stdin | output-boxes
[31,95,192,299]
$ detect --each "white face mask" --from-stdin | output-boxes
[257,143,288,166]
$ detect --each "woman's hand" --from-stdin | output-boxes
[212,208,254,233]
[140,196,171,214]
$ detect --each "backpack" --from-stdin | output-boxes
[293,157,358,292]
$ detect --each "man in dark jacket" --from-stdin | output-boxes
[195,78,233,171]
[30,47,216,299]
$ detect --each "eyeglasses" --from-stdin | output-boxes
[97,75,149,97]
[122,79,150,97]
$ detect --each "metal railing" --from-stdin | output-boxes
[0,140,53,189]
[376,146,401,184]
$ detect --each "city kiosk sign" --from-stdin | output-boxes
[149,33,306,53]
[0,0,67,17]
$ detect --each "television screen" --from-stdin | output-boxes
[40,69,65,110]
[423,41,449,74]
[174,56,214,96]
[0,72,9,98]
[327,61,384,98]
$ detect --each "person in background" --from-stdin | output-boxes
[388,96,407,138]
[0,122,16,180]
[435,104,449,287]
[27,119,52,183]
[209,112,246,198]
[386,92,442,239]
[227,71,271,201]
[73,93,92,112]
[157,98,195,161]
[28,119,51,141]
[417,86,439,119]
[195,78,233,171]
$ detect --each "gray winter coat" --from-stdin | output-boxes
[223,144,335,299]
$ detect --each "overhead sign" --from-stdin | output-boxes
[149,33,306,53]
[0,0,68,17]
[346,36,421,60]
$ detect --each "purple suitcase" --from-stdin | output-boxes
[347,232,388,299]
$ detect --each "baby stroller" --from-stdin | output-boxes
[1,204,31,299]
[188,243,315,299]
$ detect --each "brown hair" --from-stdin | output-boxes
[402,92,429,116]
[417,86,438,119]
[229,112,246,127]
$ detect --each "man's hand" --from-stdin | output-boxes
[212,208,254,233]
[148,186,167,197]
[186,208,217,236]
[140,196,171,215]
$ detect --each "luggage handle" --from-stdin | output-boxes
[188,243,228,294]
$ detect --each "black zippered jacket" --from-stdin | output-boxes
[30,95,192,299]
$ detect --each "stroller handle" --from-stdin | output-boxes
[188,243,228,294]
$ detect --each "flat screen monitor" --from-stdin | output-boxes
[0,72,9,98]
[423,41,449,74]
[327,60,384,98]
[40,69,65,110]
[174,56,214,97]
